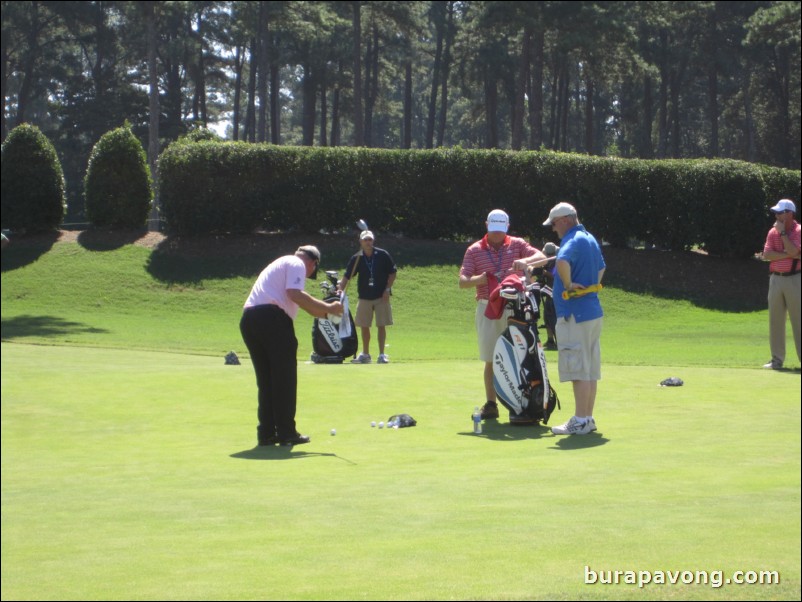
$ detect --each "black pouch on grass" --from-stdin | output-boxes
[660,377,683,387]
[388,414,417,428]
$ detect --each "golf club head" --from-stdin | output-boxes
[356,219,369,231]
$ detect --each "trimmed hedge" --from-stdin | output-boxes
[159,143,800,258]
[1,123,67,232]
[84,125,153,229]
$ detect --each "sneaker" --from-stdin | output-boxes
[279,433,310,447]
[258,435,279,446]
[480,401,499,420]
[377,354,390,364]
[351,353,371,364]
[763,359,782,370]
[551,416,589,435]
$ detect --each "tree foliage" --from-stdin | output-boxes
[1,123,66,232]
[84,124,153,229]
[2,0,800,224]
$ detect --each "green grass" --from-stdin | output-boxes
[2,235,801,600]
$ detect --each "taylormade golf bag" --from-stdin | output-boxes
[492,277,560,424]
[311,271,358,364]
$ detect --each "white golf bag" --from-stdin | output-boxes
[492,277,560,424]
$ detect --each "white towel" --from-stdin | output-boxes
[338,292,352,339]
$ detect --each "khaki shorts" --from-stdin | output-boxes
[475,301,512,362]
[555,315,602,382]
[355,297,393,328]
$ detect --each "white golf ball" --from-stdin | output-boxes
[378,421,384,429]
[371,421,376,428]
[330,429,336,436]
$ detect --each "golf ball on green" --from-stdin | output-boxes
[331,429,336,436]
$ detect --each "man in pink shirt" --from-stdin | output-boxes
[761,199,801,370]
[241,245,343,446]
[459,210,545,420]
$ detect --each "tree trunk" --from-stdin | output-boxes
[403,60,412,149]
[352,1,364,146]
[244,38,257,142]
[657,30,669,158]
[641,75,654,158]
[584,74,594,154]
[707,3,718,158]
[302,63,316,146]
[145,2,160,230]
[16,0,42,127]
[319,65,327,146]
[485,73,498,149]
[436,1,454,148]
[270,59,280,144]
[529,27,544,150]
[331,61,342,146]
[232,45,243,141]
[426,3,444,149]
[257,3,269,143]
[743,69,757,163]
[512,26,531,151]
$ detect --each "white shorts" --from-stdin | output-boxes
[555,315,602,382]
[475,301,512,362]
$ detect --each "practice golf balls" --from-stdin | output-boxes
[330,429,336,436]
[378,421,384,429]
[371,421,376,428]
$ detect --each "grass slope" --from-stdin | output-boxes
[1,235,797,368]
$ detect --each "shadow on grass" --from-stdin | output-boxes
[458,420,551,441]
[0,231,60,272]
[549,432,610,450]
[76,229,150,251]
[1,314,109,339]
[145,231,470,285]
[231,446,358,464]
[601,247,767,313]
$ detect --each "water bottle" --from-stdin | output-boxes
[472,406,482,434]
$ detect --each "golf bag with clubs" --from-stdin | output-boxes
[491,275,560,425]
[311,271,359,364]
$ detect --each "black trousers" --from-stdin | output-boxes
[240,305,298,442]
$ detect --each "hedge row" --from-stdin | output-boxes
[159,143,800,258]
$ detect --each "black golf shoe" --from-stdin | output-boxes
[480,401,499,420]
[279,433,311,447]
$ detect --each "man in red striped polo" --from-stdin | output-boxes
[761,199,801,370]
[459,209,546,420]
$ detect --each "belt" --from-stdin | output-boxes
[770,271,801,277]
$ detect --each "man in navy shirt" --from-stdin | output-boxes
[339,230,397,364]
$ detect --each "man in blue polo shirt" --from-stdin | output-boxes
[543,203,606,435]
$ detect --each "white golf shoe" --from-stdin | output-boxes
[351,353,371,364]
[551,416,590,436]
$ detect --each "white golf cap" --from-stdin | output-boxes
[360,230,375,240]
[487,209,509,233]
[770,199,796,213]
[543,202,577,226]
